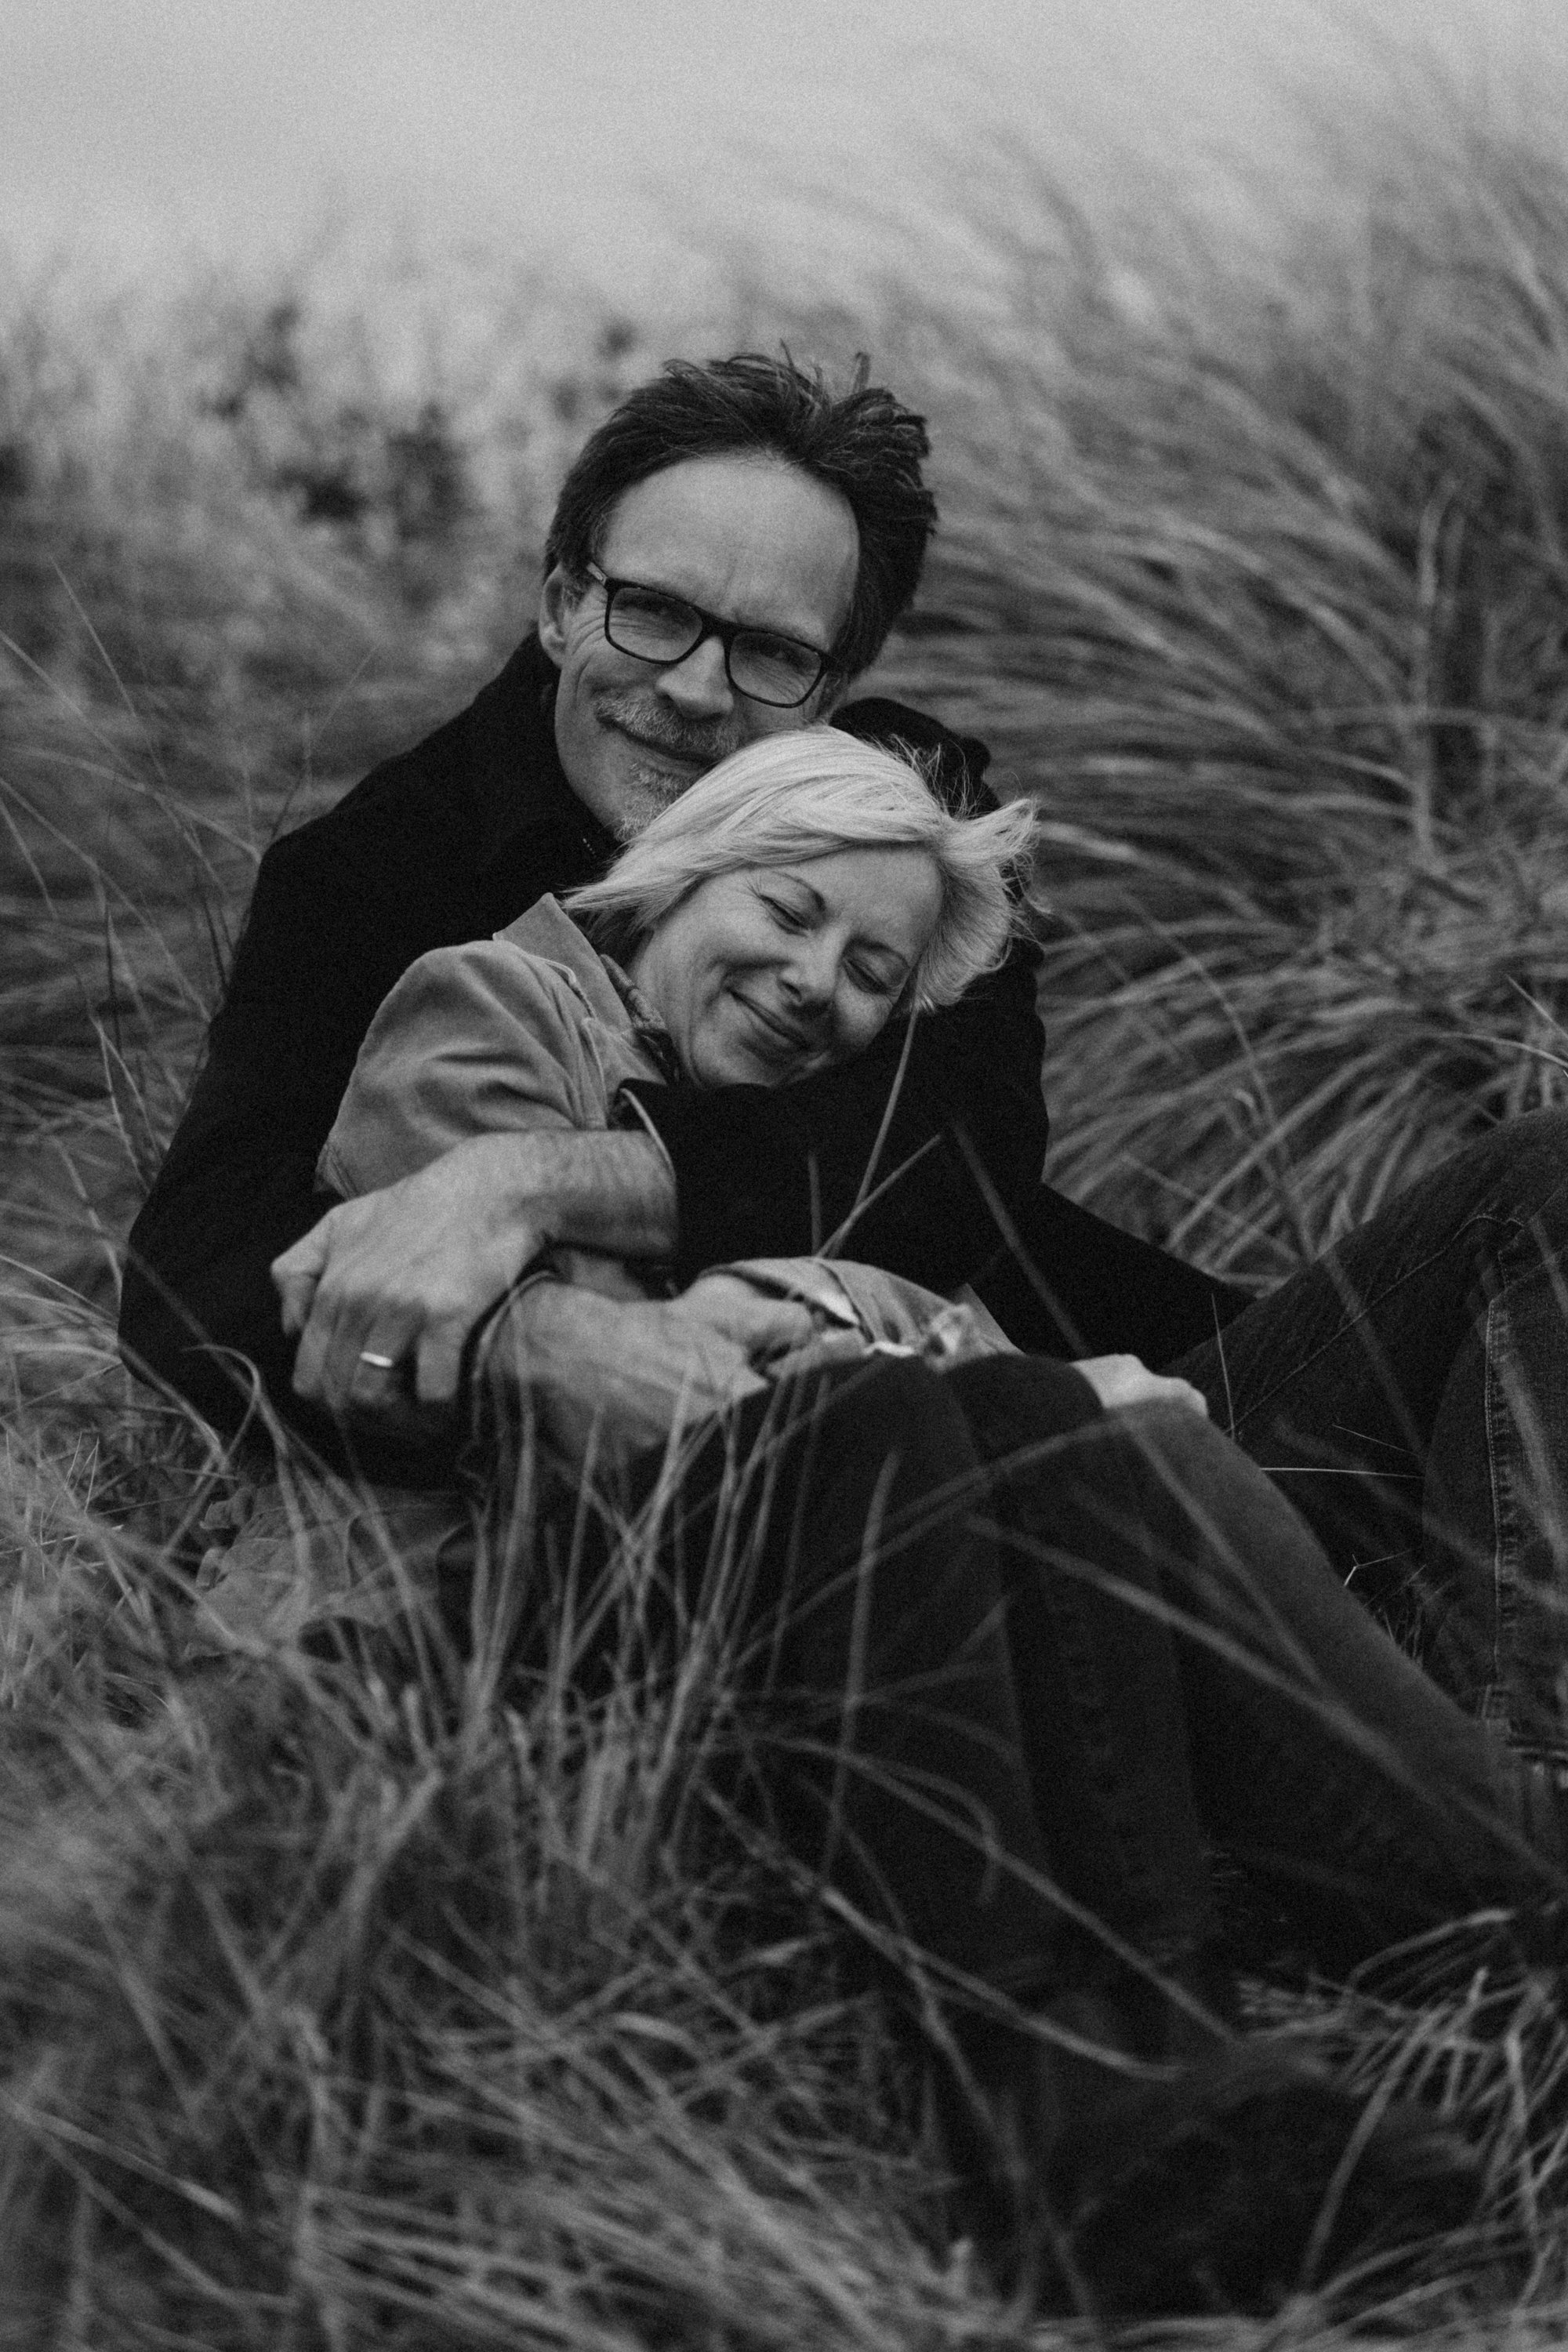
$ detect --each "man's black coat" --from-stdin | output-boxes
[118,636,1243,1464]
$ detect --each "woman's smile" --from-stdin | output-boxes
[728,988,818,1061]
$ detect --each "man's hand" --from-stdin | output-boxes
[1073,1353,1210,1417]
[272,1128,678,1421]
[274,1148,544,1417]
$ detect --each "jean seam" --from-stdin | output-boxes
[1229,1206,1521,1439]
[1481,1220,1568,1761]
[1480,1288,1512,1734]
[1030,1534,1218,1947]
[1017,1559,1165,1927]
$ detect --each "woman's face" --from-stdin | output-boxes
[631,844,943,1087]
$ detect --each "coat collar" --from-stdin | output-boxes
[495,895,684,1082]
[466,633,619,926]
[495,894,630,1023]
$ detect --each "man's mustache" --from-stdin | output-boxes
[593,691,740,767]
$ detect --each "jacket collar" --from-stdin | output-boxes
[467,633,619,924]
[495,895,684,1083]
[495,894,630,1025]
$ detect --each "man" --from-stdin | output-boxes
[122,350,1568,1761]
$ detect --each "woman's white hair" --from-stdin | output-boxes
[564,729,1037,1009]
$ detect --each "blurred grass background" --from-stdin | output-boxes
[6,93,1568,2345]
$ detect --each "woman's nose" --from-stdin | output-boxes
[655,634,734,717]
[780,939,837,1008]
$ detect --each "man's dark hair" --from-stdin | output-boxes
[543,352,938,682]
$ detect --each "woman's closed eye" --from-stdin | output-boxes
[753,883,909,999]
[847,956,903,998]
[759,892,811,934]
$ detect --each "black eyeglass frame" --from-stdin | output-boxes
[582,560,834,709]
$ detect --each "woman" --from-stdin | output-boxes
[234,732,1566,2311]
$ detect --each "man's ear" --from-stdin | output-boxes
[537,565,575,667]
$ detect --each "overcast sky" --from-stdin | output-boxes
[5,0,1567,301]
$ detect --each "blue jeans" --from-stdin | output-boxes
[1167,1109,1568,1761]
[648,1354,1563,2051]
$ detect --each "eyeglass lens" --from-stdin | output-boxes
[605,583,822,707]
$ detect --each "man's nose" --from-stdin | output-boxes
[655,633,735,717]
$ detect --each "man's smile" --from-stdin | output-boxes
[615,731,704,770]
[599,706,731,771]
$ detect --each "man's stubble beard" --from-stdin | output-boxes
[593,688,745,842]
[608,762,692,841]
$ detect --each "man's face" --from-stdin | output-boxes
[538,453,860,838]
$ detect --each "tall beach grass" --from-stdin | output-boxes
[7,89,1568,2343]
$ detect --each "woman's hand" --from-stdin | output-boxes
[678,1272,820,1366]
[470,1274,827,1479]
[478,1281,777,1473]
[1072,1353,1210,1417]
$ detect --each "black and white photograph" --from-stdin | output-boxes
[7,2,1568,2339]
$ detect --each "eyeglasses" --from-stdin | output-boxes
[583,561,831,708]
